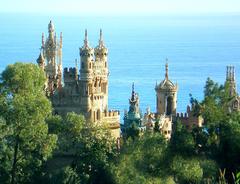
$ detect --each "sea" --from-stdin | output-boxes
[0,13,240,121]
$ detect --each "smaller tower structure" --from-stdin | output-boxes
[79,29,94,113]
[123,83,142,128]
[36,20,62,95]
[155,60,178,116]
[225,66,240,112]
[226,66,237,97]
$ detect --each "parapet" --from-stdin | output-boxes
[104,110,120,117]
[64,67,78,82]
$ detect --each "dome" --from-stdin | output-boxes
[155,62,177,91]
[158,78,176,90]
[37,52,44,64]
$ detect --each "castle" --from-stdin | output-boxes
[36,21,120,138]
[36,21,238,141]
[123,61,203,139]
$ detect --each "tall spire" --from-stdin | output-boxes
[99,29,104,47]
[165,59,169,80]
[226,66,235,81]
[131,82,135,101]
[84,29,89,48]
[48,20,54,33]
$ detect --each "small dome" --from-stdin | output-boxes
[157,78,176,90]
[37,52,44,64]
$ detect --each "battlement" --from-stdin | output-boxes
[176,105,203,129]
[64,67,77,74]
[104,110,120,117]
[176,112,189,118]
[64,67,78,82]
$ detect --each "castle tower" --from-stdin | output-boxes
[123,83,142,131]
[37,21,63,95]
[155,61,178,116]
[79,29,94,113]
[226,66,237,97]
[94,29,109,111]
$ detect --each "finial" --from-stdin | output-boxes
[99,29,104,47]
[131,82,135,101]
[48,20,54,33]
[84,29,89,47]
[165,59,169,80]
[41,33,45,48]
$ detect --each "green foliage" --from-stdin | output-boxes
[190,77,240,182]
[125,122,140,140]
[72,122,117,184]
[48,166,81,184]
[0,63,57,183]
[170,120,195,156]
[171,156,203,184]
[112,133,174,184]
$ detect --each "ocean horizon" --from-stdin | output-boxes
[1,13,240,121]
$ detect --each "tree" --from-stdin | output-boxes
[0,63,57,183]
[171,156,203,184]
[72,122,117,184]
[170,120,195,157]
[190,77,240,182]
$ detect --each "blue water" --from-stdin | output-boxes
[0,13,240,121]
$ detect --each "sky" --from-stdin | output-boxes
[0,0,240,16]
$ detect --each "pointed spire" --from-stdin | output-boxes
[84,29,89,48]
[226,66,229,80]
[99,29,104,47]
[48,20,54,33]
[131,82,135,101]
[165,59,169,80]
[41,33,45,48]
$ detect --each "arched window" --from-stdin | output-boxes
[166,96,173,116]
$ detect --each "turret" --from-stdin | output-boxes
[123,83,142,128]
[95,29,108,60]
[37,21,63,94]
[80,29,94,80]
[95,29,108,72]
[36,51,45,70]
[226,66,237,97]
[155,60,178,116]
